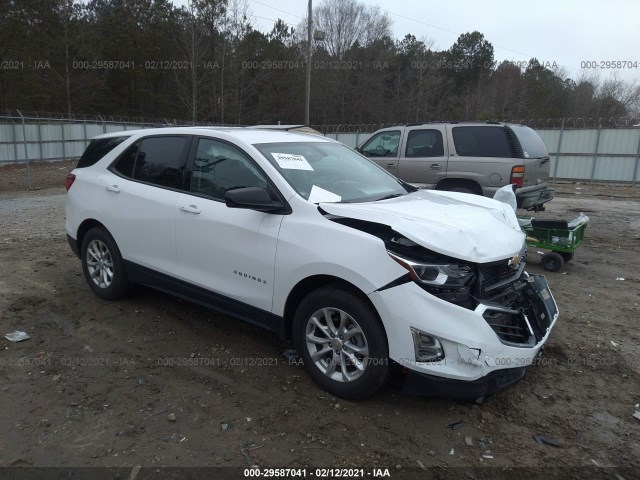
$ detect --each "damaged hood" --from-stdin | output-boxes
[321,190,525,263]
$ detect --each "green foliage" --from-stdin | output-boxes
[0,0,636,123]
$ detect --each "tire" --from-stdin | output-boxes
[560,252,574,263]
[293,285,389,400]
[541,252,564,272]
[81,227,131,300]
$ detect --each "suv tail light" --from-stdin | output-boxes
[510,165,525,188]
[65,173,76,191]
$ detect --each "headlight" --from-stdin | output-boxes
[387,251,473,286]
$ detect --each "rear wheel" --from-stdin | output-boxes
[541,252,564,272]
[81,227,131,299]
[560,252,574,263]
[293,285,389,400]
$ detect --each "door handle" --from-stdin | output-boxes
[430,164,442,170]
[179,204,201,214]
[106,184,120,193]
[386,163,396,169]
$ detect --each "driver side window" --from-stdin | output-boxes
[190,138,268,200]
[360,130,400,157]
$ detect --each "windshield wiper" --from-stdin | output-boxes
[375,193,405,201]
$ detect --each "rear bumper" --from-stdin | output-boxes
[517,187,554,210]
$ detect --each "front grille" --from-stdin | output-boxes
[479,261,522,296]
[482,309,534,346]
[480,262,512,285]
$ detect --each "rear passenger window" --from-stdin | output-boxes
[113,144,138,178]
[405,129,444,158]
[110,136,188,188]
[452,126,514,158]
[133,137,188,188]
[77,136,129,168]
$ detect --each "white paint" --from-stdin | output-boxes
[321,190,524,263]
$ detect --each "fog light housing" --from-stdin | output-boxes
[411,327,445,362]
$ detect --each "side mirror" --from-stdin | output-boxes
[224,187,284,213]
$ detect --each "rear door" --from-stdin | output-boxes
[447,125,514,196]
[397,126,447,188]
[105,135,190,275]
[508,125,551,188]
[359,129,401,175]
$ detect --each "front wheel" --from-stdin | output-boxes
[81,227,131,300]
[293,285,389,400]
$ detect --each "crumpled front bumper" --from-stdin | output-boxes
[369,273,559,399]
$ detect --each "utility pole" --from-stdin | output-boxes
[305,0,312,125]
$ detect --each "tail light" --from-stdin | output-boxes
[65,173,76,191]
[510,165,525,188]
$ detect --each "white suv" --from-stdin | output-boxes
[65,127,559,400]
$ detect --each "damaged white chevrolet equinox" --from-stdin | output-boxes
[65,127,559,400]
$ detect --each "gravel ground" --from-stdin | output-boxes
[1,161,640,479]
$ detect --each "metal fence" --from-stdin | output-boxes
[1,114,640,186]
[0,112,216,164]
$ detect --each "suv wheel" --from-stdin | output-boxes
[293,285,389,399]
[81,227,131,300]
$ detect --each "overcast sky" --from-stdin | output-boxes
[174,0,640,83]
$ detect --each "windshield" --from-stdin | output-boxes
[254,142,409,203]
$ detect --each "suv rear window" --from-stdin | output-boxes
[508,125,549,159]
[77,136,129,168]
[452,126,513,158]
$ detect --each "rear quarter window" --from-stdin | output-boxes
[451,126,513,158]
[508,125,549,158]
[76,136,129,168]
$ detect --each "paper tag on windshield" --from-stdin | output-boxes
[308,185,341,203]
[271,152,314,171]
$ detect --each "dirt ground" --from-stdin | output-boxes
[1,161,640,479]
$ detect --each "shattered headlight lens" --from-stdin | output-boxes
[388,251,473,286]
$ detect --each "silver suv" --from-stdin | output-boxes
[357,122,554,211]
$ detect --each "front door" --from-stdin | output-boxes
[174,136,284,313]
[359,130,401,176]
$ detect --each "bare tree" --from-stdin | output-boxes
[297,0,392,58]
[599,73,640,118]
